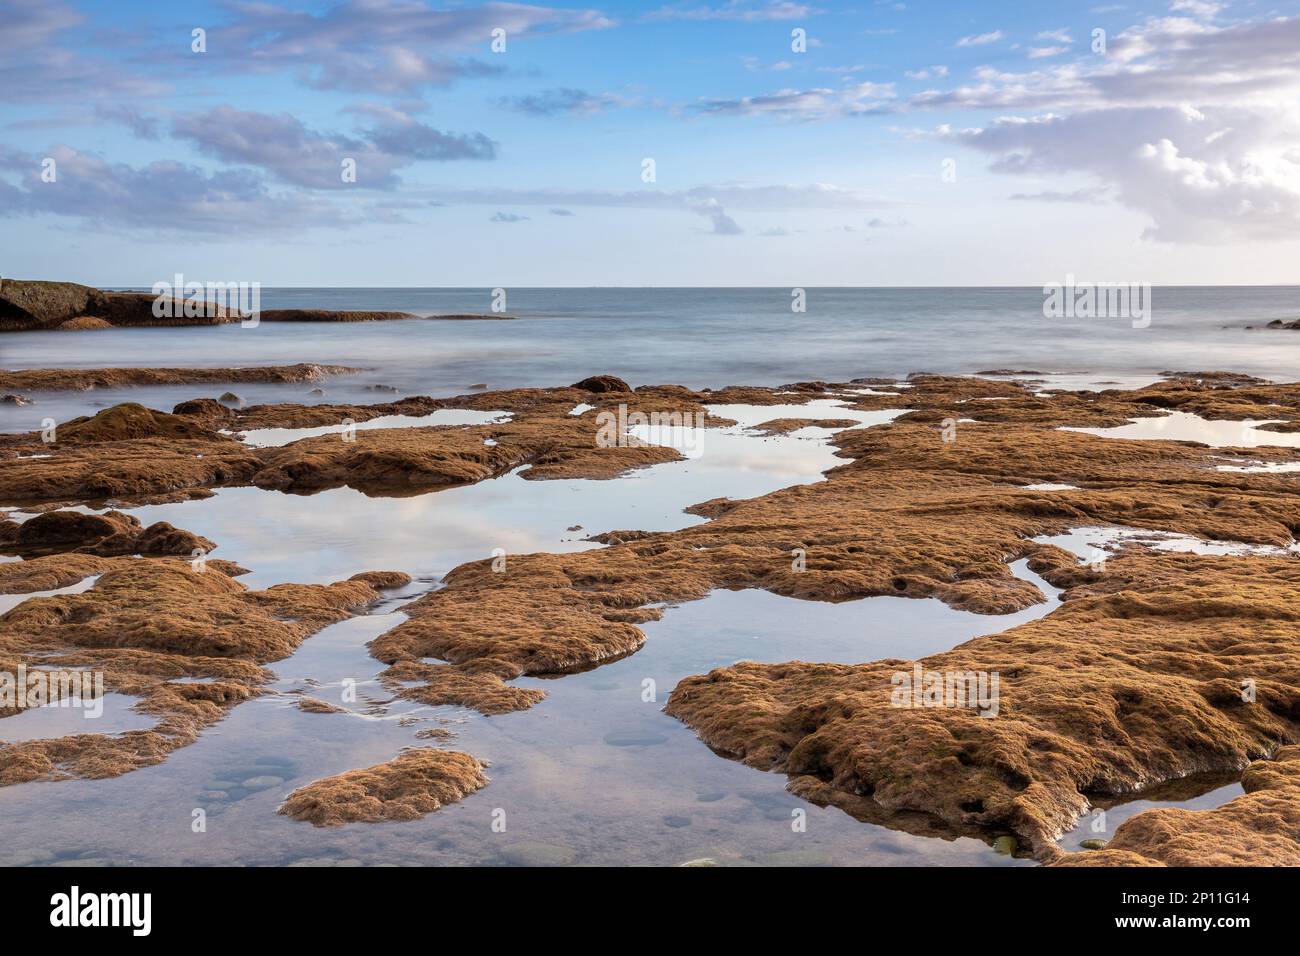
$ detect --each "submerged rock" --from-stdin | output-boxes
[296,696,345,715]
[55,316,112,330]
[258,309,416,323]
[498,841,576,867]
[0,557,409,786]
[428,314,517,321]
[0,363,359,392]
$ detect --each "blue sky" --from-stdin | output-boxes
[3,0,1300,285]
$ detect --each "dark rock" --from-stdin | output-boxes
[259,309,415,323]
[57,403,226,443]
[172,398,236,420]
[6,509,214,557]
[98,291,236,327]
[571,375,631,393]
[0,278,105,331]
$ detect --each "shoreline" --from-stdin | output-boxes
[2,369,1300,863]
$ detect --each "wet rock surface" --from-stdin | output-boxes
[0,509,214,557]
[0,363,359,392]
[0,558,410,784]
[1051,747,1300,866]
[0,382,785,503]
[258,309,416,323]
[277,748,488,825]
[5,368,1300,862]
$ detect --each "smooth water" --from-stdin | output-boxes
[3,286,1298,432]
[0,570,1059,867]
[1064,411,1300,448]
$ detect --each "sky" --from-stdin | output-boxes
[2,0,1300,286]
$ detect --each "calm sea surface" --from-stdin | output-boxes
[2,287,1298,429]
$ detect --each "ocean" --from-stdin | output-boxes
[2,287,1299,431]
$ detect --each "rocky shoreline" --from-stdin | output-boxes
[0,278,512,330]
[0,363,359,393]
[2,368,1300,860]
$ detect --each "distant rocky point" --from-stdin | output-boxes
[258,308,416,323]
[1242,319,1300,330]
[0,278,518,330]
[0,278,238,331]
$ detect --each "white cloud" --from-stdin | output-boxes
[947,105,1300,242]
[498,88,632,115]
[413,182,901,211]
[910,17,1300,112]
[189,0,614,94]
[956,30,1004,47]
[171,106,496,190]
[917,13,1300,244]
[693,81,896,119]
[0,144,360,235]
[645,1,814,21]
[1169,0,1221,19]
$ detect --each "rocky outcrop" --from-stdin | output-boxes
[0,278,103,331]
[427,313,517,321]
[258,309,416,322]
[54,403,226,443]
[571,375,631,393]
[0,279,250,330]
[277,748,488,825]
[1,278,526,331]
[0,363,358,392]
[0,509,214,557]
[98,292,237,327]
[667,549,1300,861]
